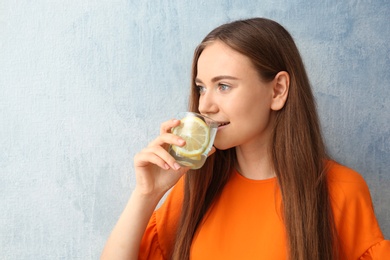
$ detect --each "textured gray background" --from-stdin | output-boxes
[0,0,389,259]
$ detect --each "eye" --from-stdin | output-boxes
[196,85,206,94]
[218,83,231,92]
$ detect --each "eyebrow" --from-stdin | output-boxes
[195,75,239,84]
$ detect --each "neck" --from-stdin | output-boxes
[235,142,275,180]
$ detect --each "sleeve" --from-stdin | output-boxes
[359,240,390,260]
[328,163,390,259]
[138,177,185,260]
[138,212,164,260]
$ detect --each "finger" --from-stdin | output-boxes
[148,132,186,148]
[138,145,182,170]
[160,119,181,135]
[134,150,170,170]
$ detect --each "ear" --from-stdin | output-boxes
[270,71,290,111]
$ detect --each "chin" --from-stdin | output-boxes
[213,141,235,151]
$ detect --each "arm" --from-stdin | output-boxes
[328,162,390,259]
[101,119,188,259]
[100,189,161,260]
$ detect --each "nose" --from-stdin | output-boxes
[198,90,218,115]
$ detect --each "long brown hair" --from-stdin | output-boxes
[172,18,339,260]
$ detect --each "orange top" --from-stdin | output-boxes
[139,162,390,259]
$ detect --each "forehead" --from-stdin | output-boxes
[196,41,256,80]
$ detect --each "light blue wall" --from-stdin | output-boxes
[1,0,389,259]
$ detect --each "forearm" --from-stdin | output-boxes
[101,189,163,260]
[101,118,187,259]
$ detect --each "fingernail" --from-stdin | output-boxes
[164,163,170,170]
[174,162,181,170]
[178,139,185,145]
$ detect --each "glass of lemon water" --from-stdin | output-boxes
[169,112,218,169]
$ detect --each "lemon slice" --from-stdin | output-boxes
[172,116,210,158]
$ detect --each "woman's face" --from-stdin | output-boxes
[196,41,276,151]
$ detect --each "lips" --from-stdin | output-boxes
[217,122,230,127]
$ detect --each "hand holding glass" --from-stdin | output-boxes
[169,112,218,169]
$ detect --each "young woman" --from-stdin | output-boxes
[101,18,390,260]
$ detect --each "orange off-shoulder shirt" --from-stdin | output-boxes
[139,162,390,259]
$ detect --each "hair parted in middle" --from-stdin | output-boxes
[172,18,339,260]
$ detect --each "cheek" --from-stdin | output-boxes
[234,99,272,124]
[232,88,272,112]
